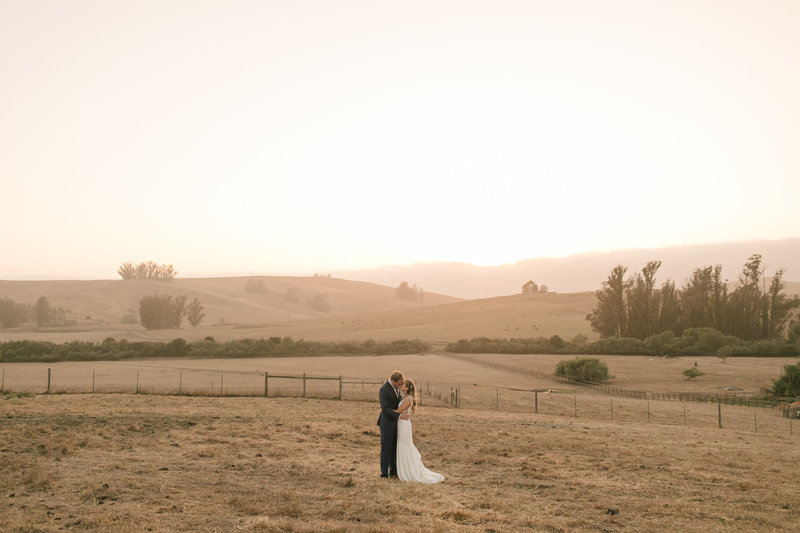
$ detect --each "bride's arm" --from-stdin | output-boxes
[394,397,411,413]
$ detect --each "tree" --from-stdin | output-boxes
[284,287,300,304]
[0,297,30,328]
[245,278,267,294]
[763,269,800,339]
[716,344,733,363]
[587,265,630,337]
[118,261,177,281]
[626,261,662,339]
[307,292,331,312]
[522,280,538,294]
[396,281,424,301]
[681,266,717,329]
[118,262,136,280]
[185,298,205,327]
[549,335,565,350]
[157,264,177,281]
[658,280,682,335]
[139,294,187,330]
[35,297,51,327]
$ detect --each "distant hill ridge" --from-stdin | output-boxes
[333,237,800,299]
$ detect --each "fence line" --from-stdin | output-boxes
[450,353,773,407]
[1,365,796,437]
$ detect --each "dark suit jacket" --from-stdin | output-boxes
[377,380,401,427]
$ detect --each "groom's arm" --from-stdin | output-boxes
[379,386,400,422]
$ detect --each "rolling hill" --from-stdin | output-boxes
[1,275,796,346]
[0,276,595,344]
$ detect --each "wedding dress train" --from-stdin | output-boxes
[396,400,444,484]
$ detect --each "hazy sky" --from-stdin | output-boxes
[2,1,799,279]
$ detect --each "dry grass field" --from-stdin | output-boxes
[461,354,793,395]
[1,353,794,400]
[3,277,799,530]
[2,393,798,533]
[2,354,795,437]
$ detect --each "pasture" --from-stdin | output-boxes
[2,354,799,531]
[2,393,798,532]
[2,354,796,437]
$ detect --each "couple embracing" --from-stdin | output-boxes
[377,371,444,484]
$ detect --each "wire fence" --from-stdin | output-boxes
[450,353,779,407]
[1,364,796,438]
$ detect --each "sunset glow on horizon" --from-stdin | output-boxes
[2,1,799,279]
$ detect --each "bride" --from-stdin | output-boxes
[394,379,444,484]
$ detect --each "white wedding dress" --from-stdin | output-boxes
[396,396,444,484]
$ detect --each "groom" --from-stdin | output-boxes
[377,370,409,478]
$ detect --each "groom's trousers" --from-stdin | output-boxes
[379,420,397,477]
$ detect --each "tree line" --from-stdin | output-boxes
[0,296,72,328]
[118,261,177,281]
[587,255,799,341]
[0,337,431,363]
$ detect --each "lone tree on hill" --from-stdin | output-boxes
[118,261,177,281]
[185,298,206,327]
[396,281,424,301]
[522,280,538,294]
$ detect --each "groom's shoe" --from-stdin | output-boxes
[380,474,389,479]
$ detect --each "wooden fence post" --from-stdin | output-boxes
[718,402,722,428]
[264,372,268,397]
[1,368,4,394]
[220,372,224,396]
[610,397,613,420]
[574,394,577,417]
[535,390,538,414]
[303,373,307,398]
[338,376,342,400]
[47,368,51,394]
[92,369,95,393]
[683,404,686,426]
[647,401,651,423]
[136,372,139,394]
[179,372,182,395]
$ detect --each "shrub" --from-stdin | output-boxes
[555,357,609,382]
[683,367,705,380]
[772,361,800,396]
